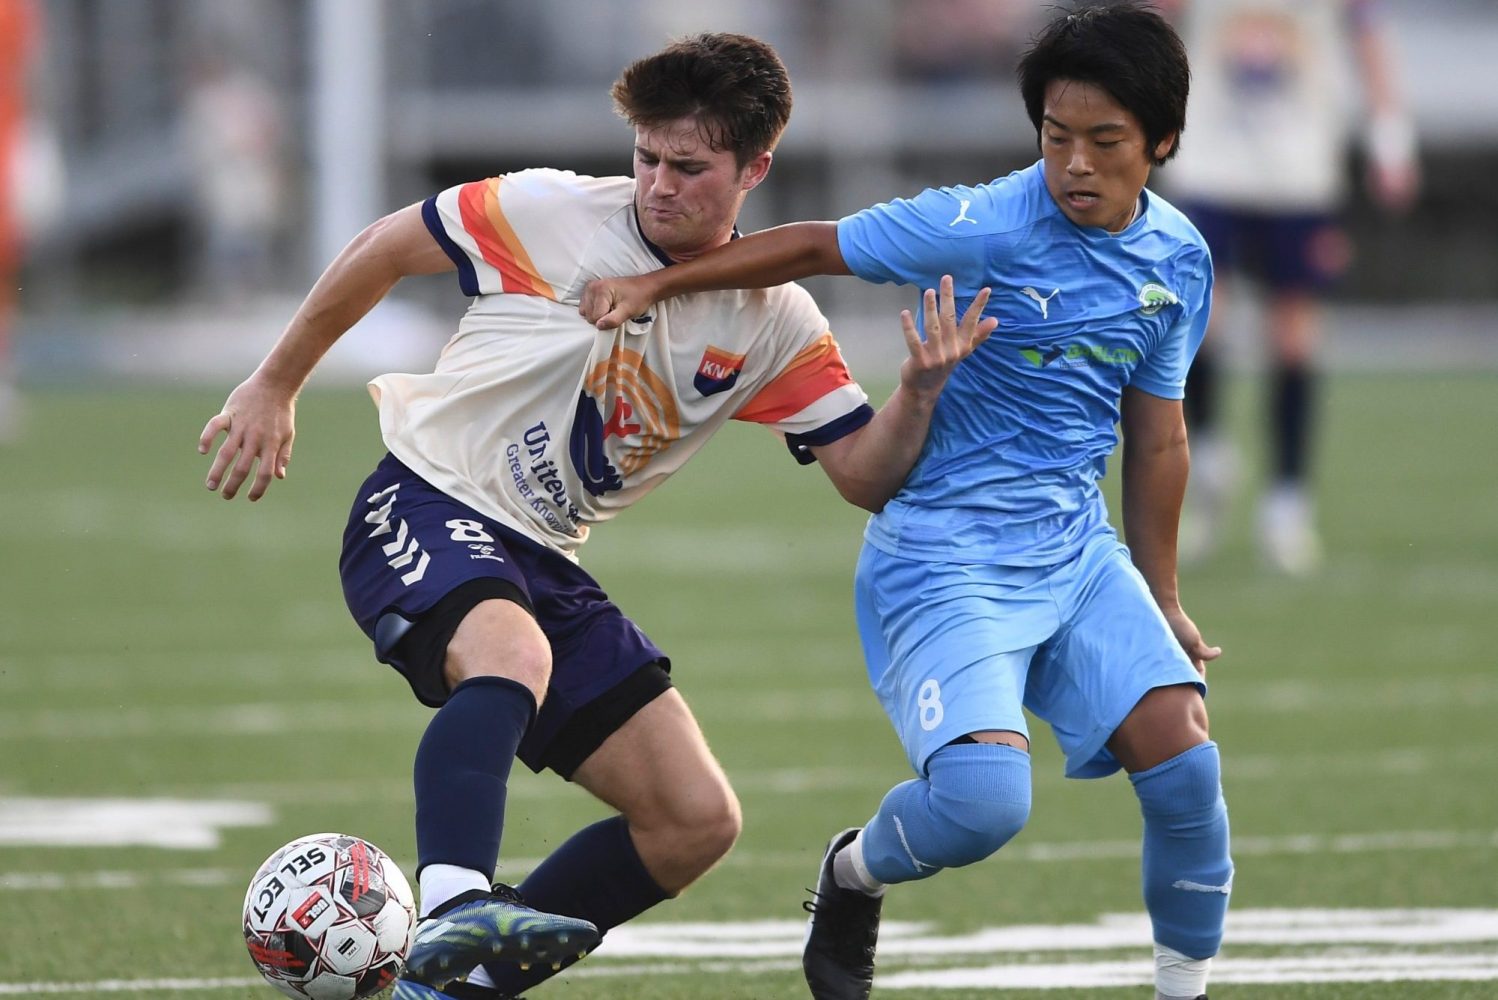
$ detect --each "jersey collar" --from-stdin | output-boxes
[632,205,742,268]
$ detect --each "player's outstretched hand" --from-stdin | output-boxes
[1162,605,1222,676]
[898,276,998,399]
[198,375,298,501]
[579,274,661,330]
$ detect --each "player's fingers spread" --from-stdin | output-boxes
[937,275,958,324]
[198,412,231,454]
[962,287,993,328]
[222,448,260,500]
[249,461,275,501]
[205,433,244,491]
[898,308,920,352]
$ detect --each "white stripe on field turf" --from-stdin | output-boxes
[5,825,1494,891]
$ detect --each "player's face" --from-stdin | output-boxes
[1039,79,1175,233]
[632,118,771,261]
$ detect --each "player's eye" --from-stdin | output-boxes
[1096,139,1122,149]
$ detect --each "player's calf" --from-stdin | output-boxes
[1131,741,1232,1000]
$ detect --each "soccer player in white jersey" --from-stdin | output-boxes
[582,7,1228,999]
[1162,0,1420,574]
[198,33,994,1000]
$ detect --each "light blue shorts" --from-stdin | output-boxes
[854,529,1204,779]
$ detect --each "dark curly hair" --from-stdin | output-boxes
[1018,3,1190,165]
[612,33,793,167]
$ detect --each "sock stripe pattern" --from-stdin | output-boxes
[1130,740,1233,960]
[413,675,535,876]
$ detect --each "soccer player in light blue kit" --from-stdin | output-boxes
[581,5,1230,999]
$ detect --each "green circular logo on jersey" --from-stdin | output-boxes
[1137,282,1179,316]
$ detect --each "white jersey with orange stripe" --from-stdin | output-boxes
[369,168,873,559]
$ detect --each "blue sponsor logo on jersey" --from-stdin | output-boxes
[568,392,625,496]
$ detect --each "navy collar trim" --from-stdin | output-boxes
[632,205,741,267]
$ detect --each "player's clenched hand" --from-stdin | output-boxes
[579,274,661,330]
[898,276,997,400]
[198,375,298,501]
[1162,605,1222,676]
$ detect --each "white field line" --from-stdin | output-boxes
[6,827,1495,892]
[0,978,264,995]
[876,951,1498,990]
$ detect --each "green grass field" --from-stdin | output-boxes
[2,374,1496,999]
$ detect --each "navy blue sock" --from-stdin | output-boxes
[482,816,670,993]
[1271,363,1314,482]
[413,675,535,876]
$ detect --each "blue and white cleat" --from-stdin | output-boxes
[403,884,598,988]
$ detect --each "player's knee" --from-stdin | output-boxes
[655,774,742,875]
[1131,740,1223,819]
[443,600,552,701]
[924,743,1032,869]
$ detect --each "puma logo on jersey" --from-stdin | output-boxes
[949,199,978,226]
[1021,286,1061,319]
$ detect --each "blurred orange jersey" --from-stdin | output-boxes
[0,0,35,265]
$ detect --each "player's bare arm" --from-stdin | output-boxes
[197,203,453,501]
[1120,386,1222,672]
[812,277,997,512]
[580,221,849,330]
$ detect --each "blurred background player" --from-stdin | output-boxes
[1163,0,1420,574]
[581,7,1229,999]
[200,32,992,1000]
[0,0,35,442]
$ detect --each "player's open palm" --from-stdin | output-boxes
[198,375,298,501]
[899,275,997,400]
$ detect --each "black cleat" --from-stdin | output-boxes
[404,883,597,988]
[802,827,882,1000]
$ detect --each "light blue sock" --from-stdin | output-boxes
[860,742,1031,885]
[1130,741,1233,959]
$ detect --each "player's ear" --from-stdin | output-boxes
[1152,131,1179,164]
[739,150,773,192]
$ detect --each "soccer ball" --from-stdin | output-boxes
[242,833,416,1000]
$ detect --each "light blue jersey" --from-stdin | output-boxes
[837,161,1212,567]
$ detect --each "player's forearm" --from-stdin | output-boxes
[816,383,939,512]
[653,222,849,298]
[1122,439,1189,609]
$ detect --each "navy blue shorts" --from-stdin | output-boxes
[1180,201,1348,292]
[340,454,669,774]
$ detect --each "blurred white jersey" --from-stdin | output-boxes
[1169,0,1362,211]
[370,169,872,558]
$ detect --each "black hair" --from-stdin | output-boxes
[612,32,792,168]
[1017,3,1190,164]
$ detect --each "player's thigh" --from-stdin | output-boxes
[569,687,738,834]
[856,544,1051,775]
[341,454,548,705]
[1029,535,1203,778]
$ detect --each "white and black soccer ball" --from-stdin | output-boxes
[242,833,416,1000]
